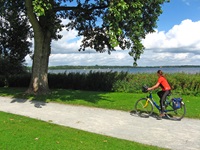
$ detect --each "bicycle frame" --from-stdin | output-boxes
[147,92,160,111]
[147,91,173,113]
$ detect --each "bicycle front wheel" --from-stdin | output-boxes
[135,98,153,118]
[165,101,186,121]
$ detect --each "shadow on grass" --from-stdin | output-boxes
[48,89,113,104]
[0,88,113,108]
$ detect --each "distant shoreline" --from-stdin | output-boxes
[26,65,200,70]
[47,65,200,70]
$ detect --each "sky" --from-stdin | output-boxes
[25,0,200,66]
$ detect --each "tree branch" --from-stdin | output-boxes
[25,0,40,31]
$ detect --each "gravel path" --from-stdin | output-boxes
[0,96,200,150]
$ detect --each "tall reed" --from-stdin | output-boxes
[1,72,200,96]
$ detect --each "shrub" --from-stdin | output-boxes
[8,74,31,87]
[4,71,200,96]
[0,75,5,87]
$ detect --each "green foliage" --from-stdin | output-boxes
[167,73,200,96]
[7,74,31,87]
[0,73,30,88]
[48,71,127,91]
[112,73,156,92]
[0,76,5,87]
[32,0,52,16]
[0,0,32,78]
[2,72,200,96]
[105,0,170,64]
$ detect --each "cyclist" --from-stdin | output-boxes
[147,70,171,119]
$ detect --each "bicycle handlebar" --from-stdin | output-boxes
[142,85,148,93]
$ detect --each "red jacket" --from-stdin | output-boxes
[158,76,171,91]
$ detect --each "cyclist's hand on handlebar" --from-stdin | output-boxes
[147,87,151,91]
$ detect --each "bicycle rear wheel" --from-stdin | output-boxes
[165,101,186,120]
[135,98,153,118]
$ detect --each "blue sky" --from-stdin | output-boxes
[157,0,200,31]
[26,0,200,66]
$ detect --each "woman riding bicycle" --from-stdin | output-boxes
[147,70,171,119]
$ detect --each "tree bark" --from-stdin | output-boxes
[26,31,51,94]
[25,0,51,94]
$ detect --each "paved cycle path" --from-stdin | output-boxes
[0,96,200,150]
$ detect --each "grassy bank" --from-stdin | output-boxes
[0,111,165,150]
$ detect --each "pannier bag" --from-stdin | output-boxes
[172,98,182,109]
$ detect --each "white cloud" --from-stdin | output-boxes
[48,51,133,66]
[143,19,200,51]
[138,19,200,66]
[51,28,82,54]
[26,19,200,66]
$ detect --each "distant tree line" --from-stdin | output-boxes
[47,65,200,70]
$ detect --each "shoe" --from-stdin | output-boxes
[157,113,165,120]
[157,116,162,120]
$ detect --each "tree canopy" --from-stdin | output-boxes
[25,0,170,94]
[0,0,32,77]
[32,0,169,64]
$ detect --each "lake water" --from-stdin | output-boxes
[48,66,200,74]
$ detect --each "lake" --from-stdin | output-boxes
[48,66,200,74]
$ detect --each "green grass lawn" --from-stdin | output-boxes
[0,111,166,150]
[0,87,199,150]
[0,87,199,119]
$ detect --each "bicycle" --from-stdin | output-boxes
[134,86,186,120]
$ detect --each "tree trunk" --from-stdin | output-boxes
[26,30,51,95]
[25,0,52,95]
